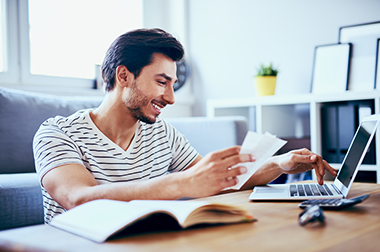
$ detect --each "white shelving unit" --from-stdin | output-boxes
[207,90,380,184]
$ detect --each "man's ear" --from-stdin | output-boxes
[115,65,132,88]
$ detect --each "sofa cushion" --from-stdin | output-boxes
[0,87,103,174]
[0,173,43,230]
[166,116,248,156]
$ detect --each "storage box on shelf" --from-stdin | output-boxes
[207,91,380,184]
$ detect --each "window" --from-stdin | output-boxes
[0,0,143,89]
[28,0,143,80]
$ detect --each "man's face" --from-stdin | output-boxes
[124,53,177,124]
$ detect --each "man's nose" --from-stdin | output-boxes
[163,85,175,105]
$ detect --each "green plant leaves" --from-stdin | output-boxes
[256,63,278,76]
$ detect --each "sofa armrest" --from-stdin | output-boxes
[0,173,44,230]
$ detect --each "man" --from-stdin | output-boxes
[33,28,337,223]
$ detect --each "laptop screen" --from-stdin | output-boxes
[337,120,377,187]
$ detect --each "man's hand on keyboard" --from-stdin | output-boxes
[272,148,338,185]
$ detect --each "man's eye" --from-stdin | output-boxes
[158,81,166,85]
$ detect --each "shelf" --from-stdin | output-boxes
[207,91,380,184]
[207,90,380,112]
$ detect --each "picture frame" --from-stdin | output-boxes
[311,43,351,94]
[339,21,380,91]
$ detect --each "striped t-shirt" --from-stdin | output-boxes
[33,109,198,223]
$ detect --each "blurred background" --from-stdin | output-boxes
[1,0,380,116]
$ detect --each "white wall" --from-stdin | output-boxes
[143,0,195,117]
[187,0,380,116]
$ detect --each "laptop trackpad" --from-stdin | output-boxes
[256,188,285,193]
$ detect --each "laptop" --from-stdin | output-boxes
[249,113,380,201]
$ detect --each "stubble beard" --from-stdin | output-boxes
[126,80,158,124]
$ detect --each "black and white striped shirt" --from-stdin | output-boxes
[33,109,198,223]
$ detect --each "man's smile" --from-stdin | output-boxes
[152,102,164,113]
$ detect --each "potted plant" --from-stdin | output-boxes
[255,63,278,96]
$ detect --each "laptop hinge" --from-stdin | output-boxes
[331,184,343,196]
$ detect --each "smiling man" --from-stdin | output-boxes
[33,29,336,223]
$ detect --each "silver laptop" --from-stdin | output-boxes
[249,113,380,201]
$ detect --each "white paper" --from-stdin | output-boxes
[227,131,287,190]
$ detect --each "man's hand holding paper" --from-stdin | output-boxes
[227,131,287,190]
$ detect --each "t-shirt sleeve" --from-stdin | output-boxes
[161,120,199,172]
[33,119,85,183]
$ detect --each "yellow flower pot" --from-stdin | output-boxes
[255,76,277,96]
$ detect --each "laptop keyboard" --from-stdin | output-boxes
[290,184,335,197]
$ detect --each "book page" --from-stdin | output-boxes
[130,200,217,226]
[49,199,229,242]
[50,199,159,243]
[227,131,287,190]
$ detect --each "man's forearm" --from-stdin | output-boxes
[240,157,283,190]
[87,172,187,202]
[43,164,188,211]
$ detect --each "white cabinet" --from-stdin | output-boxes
[207,91,380,184]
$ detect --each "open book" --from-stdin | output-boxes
[228,131,287,190]
[49,199,255,243]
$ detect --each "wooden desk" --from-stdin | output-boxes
[1,182,380,252]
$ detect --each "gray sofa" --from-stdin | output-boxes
[0,86,248,231]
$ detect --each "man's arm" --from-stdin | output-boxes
[240,148,338,190]
[184,154,203,170]
[42,146,254,210]
[42,163,191,210]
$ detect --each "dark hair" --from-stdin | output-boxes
[101,28,184,92]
